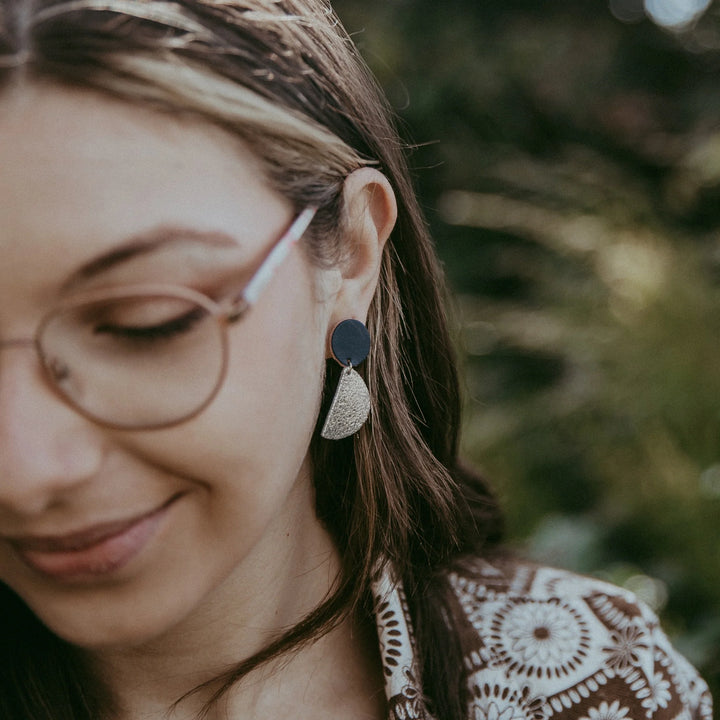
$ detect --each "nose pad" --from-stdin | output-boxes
[0,345,103,515]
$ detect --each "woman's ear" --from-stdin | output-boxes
[328,167,397,328]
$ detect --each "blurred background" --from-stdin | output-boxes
[334,0,720,698]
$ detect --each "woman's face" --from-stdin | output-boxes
[0,84,346,649]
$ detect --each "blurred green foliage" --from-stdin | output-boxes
[334,0,720,698]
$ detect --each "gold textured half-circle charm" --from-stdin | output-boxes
[320,366,371,440]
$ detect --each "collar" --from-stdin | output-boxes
[371,566,435,720]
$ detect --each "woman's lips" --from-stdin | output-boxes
[8,496,179,582]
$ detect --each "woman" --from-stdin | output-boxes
[0,2,712,719]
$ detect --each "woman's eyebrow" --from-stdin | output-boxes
[61,226,241,291]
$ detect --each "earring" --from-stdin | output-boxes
[320,319,371,440]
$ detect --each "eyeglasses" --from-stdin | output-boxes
[0,207,317,431]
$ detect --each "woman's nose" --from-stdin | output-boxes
[0,345,103,515]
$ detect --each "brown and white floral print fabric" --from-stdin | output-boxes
[372,557,713,720]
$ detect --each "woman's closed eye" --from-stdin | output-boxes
[90,302,211,344]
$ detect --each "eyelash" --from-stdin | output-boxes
[93,305,209,343]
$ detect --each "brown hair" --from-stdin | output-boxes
[0,2,502,718]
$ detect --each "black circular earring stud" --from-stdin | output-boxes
[330,318,370,368]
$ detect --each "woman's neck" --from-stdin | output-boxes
[96,614,387,720]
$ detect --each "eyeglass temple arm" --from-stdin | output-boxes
[227,206,318,321]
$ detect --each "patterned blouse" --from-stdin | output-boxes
[371,557,713,720]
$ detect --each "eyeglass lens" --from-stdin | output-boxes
[37,293,227,429]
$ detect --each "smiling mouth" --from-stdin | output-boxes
[8,494,182,582]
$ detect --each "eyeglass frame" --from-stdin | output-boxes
[0,206,318,431]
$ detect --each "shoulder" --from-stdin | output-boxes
[443,555,713,720]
